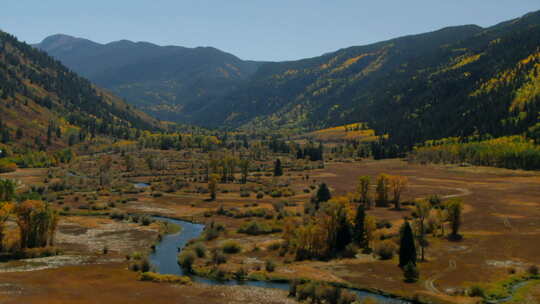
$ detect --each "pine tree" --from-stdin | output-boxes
[274,158,283,177]
[335,213,352,253]
[353,204,367,248]
[403,262,419,283]
[399,221,417,268]
[208,174,218,201]
[316,183,331,204]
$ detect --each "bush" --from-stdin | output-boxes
[234,267,247,281]
[203,225,220,240]
[178,250,196,272]
[374,240,397,260]
[141,216,152,226]
[110,212,127,221]
[528,265,539,276]
[468,285,486,298]
[267,241,282,251]
[139,272,192,285]
[376,219,392,229]
[0,161,17,173]
[403,262,419,283]
[237,221,280,235]
[256,192,264,199]
[265,260,276,272]
[342,243,358,258]
[222,241,242,254]
[194,243,206,258]
[211,249,227,265]
[129,255,151,272]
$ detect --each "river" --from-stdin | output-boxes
[150,217,410,304]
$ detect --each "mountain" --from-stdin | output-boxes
[34,35,263,122]
[34,11,540,151]
[0,30,161,150]
[196,10,540,148]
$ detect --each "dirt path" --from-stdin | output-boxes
[425,259,457,294]
[441,187,472,199]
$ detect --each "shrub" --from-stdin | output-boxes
[203,225,220,241]
[0,161,17,173]
[141,216,152,226]
[256,192,264,199]
[342,243,358,258]
[234,267,247,281]
[528,265,539,276]
[267,241,282,251]
[222,241,242,254]
[374,240,397,260]
[237,221,280,235]
[403,262,419,283]
[139,272,192,285]
[129,255,151,272]
[178,250,196,272]
[468,285,486,298]
[376,219,392,229]
[211,249,227,265]
[209,266,227,281]
[194,243,206,258]
[265,260,276,272]
[110,212,127,221]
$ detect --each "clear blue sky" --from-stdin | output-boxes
[1,1,538,61]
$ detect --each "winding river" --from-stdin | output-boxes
[150,217,410,304]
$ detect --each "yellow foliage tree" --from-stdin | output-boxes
[0,202,14,252]
[389,175,408,210]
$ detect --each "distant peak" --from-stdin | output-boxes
[40,33,78,44]
[37,34,99,51]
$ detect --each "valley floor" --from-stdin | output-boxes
[1,159,540,303]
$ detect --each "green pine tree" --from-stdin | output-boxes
[353,204,367,248]
[399,221,417,268]
[273,158,283,177]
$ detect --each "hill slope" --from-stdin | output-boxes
[0,30,160,150]
[35,35,263,122]
[196,10,540,148]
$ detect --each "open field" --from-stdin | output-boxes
[2,155,540,303]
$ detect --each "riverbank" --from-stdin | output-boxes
[151,216,412,304]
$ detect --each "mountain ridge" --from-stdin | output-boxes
[34,10,540,150]
[34,35,264,122]
[0,30,161,151]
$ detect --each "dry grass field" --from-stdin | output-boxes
[2,157,540,303]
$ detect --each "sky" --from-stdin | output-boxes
[1,1,539,61]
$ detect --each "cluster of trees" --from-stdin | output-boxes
[1,150,74,169]
[206,156,251,184]
[411,135,540,170]
[398,197,464,282]
[14,200,59,249]
[284,195,376,260]
[137,133,221,152]
[295,143,324,162]
[0,178,59,251]
[354,174,408,209]
[0,179,16,201]
[288,281,358,304]
[329,141,372,159]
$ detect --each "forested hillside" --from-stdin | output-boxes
[35,35,263,122]
[197,10,540,150]
[0,30,161,151]
[33,11,540,154]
